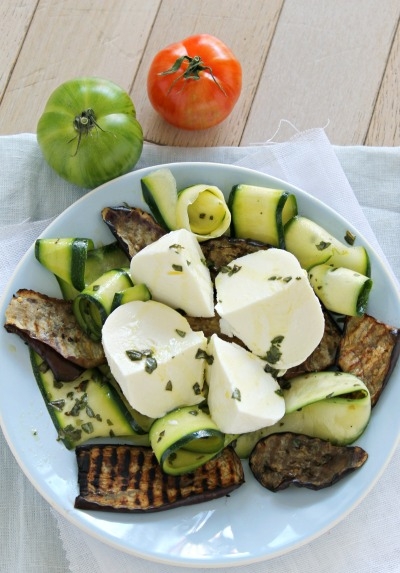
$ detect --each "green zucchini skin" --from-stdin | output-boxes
[36,239,130,300]
[228,184,297,248]
[111,283,151,312]
[35,237,94,292]
[141,168,178,231]
[308,264,373,316]
[234,371,371,457]
[284,216,370,275]
[84,242,130,286]
[149,405,228,475]
[30,350,150,450]
[73,268,133,341]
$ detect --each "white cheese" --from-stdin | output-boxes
[215,248,325,370]
[206,334,285,434]
[102,300,207,418]
[129,228,214,317]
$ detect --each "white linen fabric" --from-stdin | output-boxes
[0,129,399,573]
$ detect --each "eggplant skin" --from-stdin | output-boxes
[249,433,368,492]
[74,444,244,513]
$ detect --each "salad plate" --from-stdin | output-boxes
[1,162,399,568]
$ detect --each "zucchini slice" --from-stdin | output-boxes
[175,184,231,241]
[229,184,297,248]
[141,167,178,230]
[30,350,149,450]
[111,283,151,311]
[35,237,94,292]
[84,242,130,286]
[73,268,133,341]
[149,405,227,475]
[308,264,373,316]
[234,370,371,457]
[284,216,370,274]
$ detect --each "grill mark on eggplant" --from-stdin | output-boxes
[4,289,106,381]
[74,444,244,512]
[101,206,166,258]
[249,432,368,492]
[337,314,400,406]
[200,236,271,281]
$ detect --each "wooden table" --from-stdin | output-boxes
[2,0,400,147]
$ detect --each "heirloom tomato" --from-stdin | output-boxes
[147,34,242,130]
[37,77,143,189]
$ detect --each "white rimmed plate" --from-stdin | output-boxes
[1,162,399,568]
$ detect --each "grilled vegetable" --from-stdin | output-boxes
[35,237,94,292]
[229,184,297,248]
[337,313,400,406]
[176,184,231,241]
[36,240,130,301]
[101,206,166,258]
[234,370,371,457]
[73,268,133,341]
[249,432,368,491]
[284,216,370,275]
[74,444,244,512]
[110,283,151,311]
[30,351,149,449]
[141,167,178,231]
[4,289,105,381]
[149,405,227,475]
[308,264,372,316]
[200,235,271,281]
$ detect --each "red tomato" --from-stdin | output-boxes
[147,34,242,130]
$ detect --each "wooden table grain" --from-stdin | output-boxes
[1,0,400,147]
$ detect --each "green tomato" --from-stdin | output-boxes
[37,77,143,189]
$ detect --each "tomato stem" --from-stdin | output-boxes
[159,55,226,95]
[68,108,105,156]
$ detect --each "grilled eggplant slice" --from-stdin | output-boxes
[74,444,244,512]
[101,206,166,258]
[337,314,400,406]
[4,289,106,381]
[249,432,368,492]
[201,236,271,280]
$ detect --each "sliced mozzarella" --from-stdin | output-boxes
[206,334,285,434]
[129,228,214,317]
[215,248,324,370]
[102,300,207,418]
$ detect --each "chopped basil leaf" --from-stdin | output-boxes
[193,382,201,395]
[231,388,241,401]
[145,355,157,374]
[48,399,65,412]
[316,240,331,251]
[81,422,94,434]
[195,348,214,365]
[220,263,242,276]
[344,230,356,245]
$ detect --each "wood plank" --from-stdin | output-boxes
[0,0,37,101]
[242,0,400,146]
[0,0,161,135]
[132,0,284,147]
[366,17,400,146]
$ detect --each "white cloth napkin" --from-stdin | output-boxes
[1,129,399,573]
